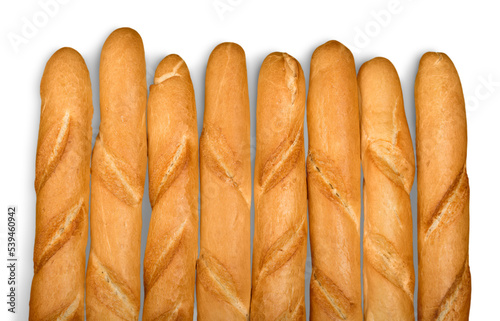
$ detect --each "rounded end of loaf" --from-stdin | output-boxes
[415,50,466,146]
[104,27,143,47]
[415,50,463,88]
[358,56,395,79]
[256,51,305,149]
[307,40,359,169]
[418,51,451,69]
[153,54,190,85]
[41,47,89,91]
[415,50,468,197]
[258,51,304,96]
[99,27,146,102]
[311,40,354,66]
[261,51,302,73]
[416,52,462,88]
[257,51,305,130]
[415,51,464,105]
[357,56,401,112]
[204,41,249,126]
[101,27,145,66]
[44,47,85,67]
[210,42,245,61]
[358,56,415,187]
[37,45,93,191]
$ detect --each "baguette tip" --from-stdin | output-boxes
[154,54,188,85]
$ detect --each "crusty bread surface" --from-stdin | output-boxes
[197,42,251,321]
[251,52,308,321]
[306,40,362,321]
[358,57,416,321]
[143,54,199,320]
[86,27,147,321]
[415,52,471,321]
[30,47,93,321]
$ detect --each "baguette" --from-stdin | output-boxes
[197,43,251,320]
[143,54,199,320]
[306,40,362,321]
[251,52,307,320]
[29,47,93,321]
[415,52,471,320]
[358,57,415,320]
[86,28,147,320]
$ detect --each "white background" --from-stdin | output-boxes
[1,0,499,320]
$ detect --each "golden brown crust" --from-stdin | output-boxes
[30,47,93,321]
[306,41,362,321]
[197,42,251,320]
[251,52,307,321]
[143,54,198,321]
[86,28,147,321]
[415,52,470,321]
[358,57,416,320]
